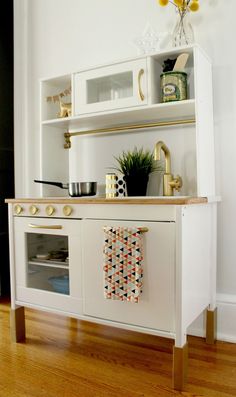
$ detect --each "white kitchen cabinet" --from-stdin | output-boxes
[6,198,217,391]
[74,59,149,114]
[82,219,175,331]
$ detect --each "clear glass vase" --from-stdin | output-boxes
[172,10,194,47]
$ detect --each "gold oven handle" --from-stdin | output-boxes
[28,224,63,230]
[138,68,145,101]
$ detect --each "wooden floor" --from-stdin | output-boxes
[0,299,236,397]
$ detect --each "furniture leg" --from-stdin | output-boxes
[206,307,217,344]
[10,306,25,342]
[173,342,188,391]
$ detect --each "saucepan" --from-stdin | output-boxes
[34,180,97,197]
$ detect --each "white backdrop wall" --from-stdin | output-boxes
[14,0,236,342]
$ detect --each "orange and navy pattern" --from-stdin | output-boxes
[103,226,143,303]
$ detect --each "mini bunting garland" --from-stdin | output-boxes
[46,87,71,103]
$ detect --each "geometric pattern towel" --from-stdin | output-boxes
[103,226,144,303]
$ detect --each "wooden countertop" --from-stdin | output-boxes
[5,196,208,205]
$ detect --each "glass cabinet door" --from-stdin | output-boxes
[74,59,148,115]
[27,233,69,295]
[13,217,83,314]
[86,71,133,104]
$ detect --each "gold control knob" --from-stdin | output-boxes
[29,205,39,215]
[45,205,55,216]
[14,204,23,215]
[63,205,73,216]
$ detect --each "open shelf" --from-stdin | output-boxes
[29,258,69,269]
[42,99,195,132]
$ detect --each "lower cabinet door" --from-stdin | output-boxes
[13,217,83,314]
[82,219,175,332]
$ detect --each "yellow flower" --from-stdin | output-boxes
[157,0,200,12]
[189,0,199,12]
[158,0,169,6]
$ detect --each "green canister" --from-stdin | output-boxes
[160,71,187,102]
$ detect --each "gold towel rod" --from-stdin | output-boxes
[103,227,149,233]
[138,227,149,233]
[64,118,195,149]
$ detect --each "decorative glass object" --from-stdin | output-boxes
[172,9,194,47]
[133,24,167,55]
[156,0,199,48]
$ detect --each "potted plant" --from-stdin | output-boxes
[113,147,158,196]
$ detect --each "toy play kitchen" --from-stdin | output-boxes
[6,44,219,391]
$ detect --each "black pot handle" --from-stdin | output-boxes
[34,180,65,189]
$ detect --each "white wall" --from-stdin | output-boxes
[14,0,236,341]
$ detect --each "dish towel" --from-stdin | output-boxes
[103,226,144,303]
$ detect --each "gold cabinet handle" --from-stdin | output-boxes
[28,224,62,230]
[138,227,148,233]
[138,68,145,101]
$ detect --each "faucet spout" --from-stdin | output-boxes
[154,141,171,174]
[154,140,183,196]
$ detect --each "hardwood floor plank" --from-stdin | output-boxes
[0,299,236,397]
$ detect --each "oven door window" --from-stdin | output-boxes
[26,233,69,295]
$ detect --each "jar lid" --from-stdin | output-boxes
[160,71,187,77]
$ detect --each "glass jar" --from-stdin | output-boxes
[172,10,194,47]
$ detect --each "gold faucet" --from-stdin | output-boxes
[154,141,182,196]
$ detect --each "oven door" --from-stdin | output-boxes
[13,217,82,315]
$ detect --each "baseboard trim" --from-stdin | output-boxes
[188,294,236,343]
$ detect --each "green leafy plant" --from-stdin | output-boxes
[114,147,158,177]
[112,147,164,196]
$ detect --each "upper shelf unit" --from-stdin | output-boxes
[40,45,198,132]
[39,44,215,197]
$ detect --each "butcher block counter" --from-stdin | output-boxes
[6,196,208,205]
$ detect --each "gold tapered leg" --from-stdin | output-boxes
[10,307,25,342]
[173,342,188,391]
[206,307,217,344]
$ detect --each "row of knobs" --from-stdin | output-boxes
[14,204,73,217]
